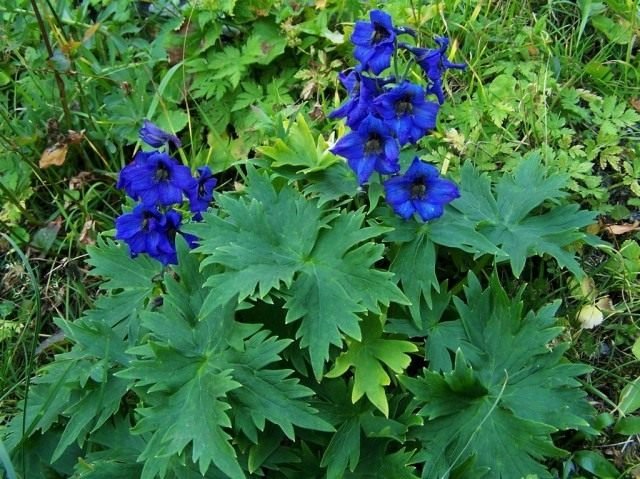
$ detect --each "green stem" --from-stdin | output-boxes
[29,0,73,129]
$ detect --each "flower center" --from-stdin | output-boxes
[364,134,382,154]
[410,179,427,199]
[372,24,390,44]
[155,163,170,182]
[396,95,413,115]
[141,211,153,231]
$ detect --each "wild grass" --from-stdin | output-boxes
[1,0,639,476]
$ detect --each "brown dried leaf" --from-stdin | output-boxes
[79,219,96,246]
[39,143,68,168]
[604,221,640,235]
[596,296,615,313]
[83,23,101,43]
[69,171,94,190]
[631,98,640,113]
[65,130,85,145]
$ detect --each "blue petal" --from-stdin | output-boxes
[331,132,363,160]
[370,10,394,31]
[406,158,439,179]
[393,200,416,219]
[414,201,444,221]
[351,22,374,46]
[429,178,461,202]
[349,156,376,185]
[384,177,412,205]
[366,46,393,74]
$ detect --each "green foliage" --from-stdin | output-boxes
[449,154,597,277]
[402,274,594,478]
[327,315,417,416]
[188,168,408,378]
[3,0,634,477]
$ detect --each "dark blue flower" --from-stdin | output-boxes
[401,37,466,104]
[187,166,217,215]
[117,151,196,206]
[351,10,397,74]
[115,204,180,265]
[139,119,182,148]
[384,157,459,221]
[329,71,396,129]
[373,81,440,144]
[331,115,400,184]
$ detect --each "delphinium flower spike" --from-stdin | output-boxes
[115,204,181,265]
[139,119,182,148]
[400,37,467,104]
[117,150,196,207]
[187,166,218,220]
[115,121,217,265]
[351,10,398,74]
[331,115,400,185]
[372,81,440,145]
[384,157,460,221]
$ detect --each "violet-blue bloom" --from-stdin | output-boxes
[351,10,397,74]
[139,119,182,148]
[115,204,180,265]
[329,71,396,129]
[401,37,466,104]
[373,81,440,145]
[384,157,460,221]
[117,151,196,207]
[331,115,400,184]
[187,166,218,215]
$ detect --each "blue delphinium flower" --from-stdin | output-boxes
[373,81,440,145]
[384,157,460,221]
[115,204,181,265]
[117,150,196,206]
[401,37,466,104]
[187,166,218,217]
[329,71,397,129]
[139,119,182,148]
[331,115,400,184]
[351,10,397,74]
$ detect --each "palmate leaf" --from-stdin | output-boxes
[385,214,500,326]
[327,316,417,416]
[448,153,597,277]
[258,114,339,173]
[187,169,407,378]
[5,239,155,461]
[401,274,593,479]
[120,242,331,478]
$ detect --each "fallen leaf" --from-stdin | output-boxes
[79,219,96,245]
[39,143,68,168]
[65,130,85,145]
[596,296,615,313]
[31,217,62,253]
[604,221,640,235]
[578,304,605,329]
[631,98,640,113]
[69,171,94,190]
[580,276,597,300]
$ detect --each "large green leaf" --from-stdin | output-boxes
[401,274,594,479]
[188,169,407,378]
[258,114,339,173]
[327,316,417,416]
[448,154,596,277]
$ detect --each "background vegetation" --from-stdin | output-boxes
[1,0,639,477]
